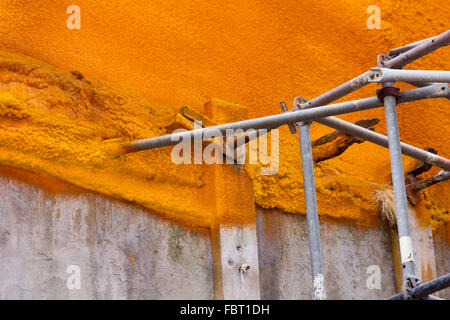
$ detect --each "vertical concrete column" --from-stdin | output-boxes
[203,99,261,300]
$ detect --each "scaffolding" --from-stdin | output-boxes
[120,30,450,300]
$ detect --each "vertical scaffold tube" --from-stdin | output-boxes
[298,119,326,300]
[382,82,416,279]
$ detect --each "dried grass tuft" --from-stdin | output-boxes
[373,185,397,227]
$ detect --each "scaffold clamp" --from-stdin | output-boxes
[402,275,423,300]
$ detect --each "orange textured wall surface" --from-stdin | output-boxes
[0,1,448,229]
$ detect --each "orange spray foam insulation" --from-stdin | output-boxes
[0,1,449,231]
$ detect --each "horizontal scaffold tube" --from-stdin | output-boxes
[123,84,449,152]
[315,117,450,171]
[387,273,450,300]
[369,68,450,84]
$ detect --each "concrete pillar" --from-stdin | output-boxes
[203,99,261,300]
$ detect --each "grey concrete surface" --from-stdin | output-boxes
[433,226,450,299]
[0,174,213,299]
[256,208,397,299]
[0,171,447,300]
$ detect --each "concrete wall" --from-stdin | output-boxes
[0,174,213,299]
[256,209,396,299]
[0,171,447,299]
[433,226,450,299]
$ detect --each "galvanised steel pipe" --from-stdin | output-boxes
[303,30,450,109]
[387,273,450,300]
[383,81,416,279]
[315,117,450,172]
[382,30,450,69]
[369,68,450,84]
[405,81,438,88]
[302,71,373,109]
[388,36,436,57]
[394,83,449,101]
[122,84,450,153]
[405,82,450,102]
[297,104,326,300]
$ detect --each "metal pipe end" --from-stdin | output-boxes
[368,68,384,83]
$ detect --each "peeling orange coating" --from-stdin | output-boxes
[0,1,448,230]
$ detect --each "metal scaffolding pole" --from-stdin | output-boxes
[388,273,450,300]
[295,99,326,300]
[384,81,415,279]
[315,117,450,171]
[301,71,373,109]
[369,68,450,84]
[388,36,437,57]
[121,84,449,153]
[303,30,450,109]
[381,30,450,69]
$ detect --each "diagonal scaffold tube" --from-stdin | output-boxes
[315,116,450,171]
[301,29,450,109]
[121,84,450,154]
